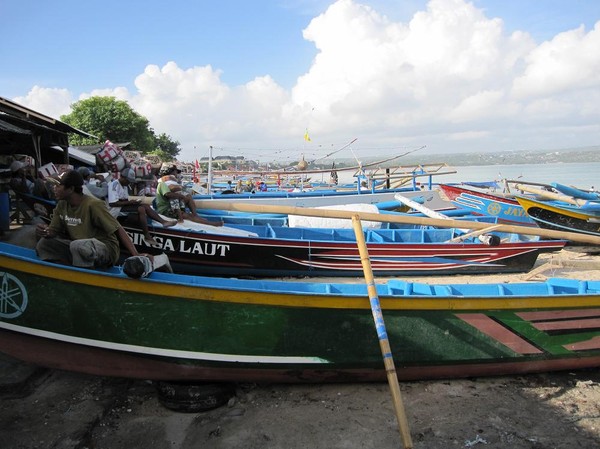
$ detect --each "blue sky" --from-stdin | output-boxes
[1,0,599,162]
[3,0,598,95]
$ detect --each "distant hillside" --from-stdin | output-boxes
[333,146,600,167]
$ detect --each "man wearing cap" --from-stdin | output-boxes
[107,168,176,246]
[10,160,52,199]
[9,161,33,194]
[35,169,141,268]
[78,166,108,200]
[155,164,223,226]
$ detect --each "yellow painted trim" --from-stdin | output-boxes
[518,197,595,220]
[2,255,600,311]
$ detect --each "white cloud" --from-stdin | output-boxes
[513,23,600,98]
[13,86,73,119]
[10,0,600,161]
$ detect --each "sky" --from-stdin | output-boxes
[1,0,599,164]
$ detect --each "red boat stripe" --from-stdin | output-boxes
[529,318,600,332]
[456,313,542,354]
[517,309,600,321]
[564,336,600,351]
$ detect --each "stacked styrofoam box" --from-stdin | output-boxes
[97,141,127,173]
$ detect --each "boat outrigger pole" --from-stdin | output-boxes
[208,145,213,193]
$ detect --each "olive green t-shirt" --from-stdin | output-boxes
[49,195,121,265]
[155,181,171,215]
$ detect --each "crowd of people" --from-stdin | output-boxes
[25,161,222,270]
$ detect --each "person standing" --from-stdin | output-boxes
[107,168,176,245]
[35,169,140,268]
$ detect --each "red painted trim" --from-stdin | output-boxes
[456,313,542,354]
[517,309,600,321]
[531,318,600,332]
[565,336,600,351]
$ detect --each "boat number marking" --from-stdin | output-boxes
[0,272,28,319]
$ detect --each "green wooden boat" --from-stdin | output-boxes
[0,241,599,383]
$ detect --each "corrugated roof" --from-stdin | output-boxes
[0,117,31,134]
[0,96,97,138]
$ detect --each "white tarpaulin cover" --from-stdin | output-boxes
[288,203,382,229]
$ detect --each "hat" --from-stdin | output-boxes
[58,170,84,188]
[159,163,181,176]
[120,168,136,183]
[77,167,91,178]
[10,160,25,173]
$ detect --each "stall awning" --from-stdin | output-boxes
[0,117,31,134]
[51,145,96,165]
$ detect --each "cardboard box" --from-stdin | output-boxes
[133,162,153,178]
[38,162,59,179]
[97,141,123,163]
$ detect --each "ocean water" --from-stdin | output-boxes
[338,161,600,190]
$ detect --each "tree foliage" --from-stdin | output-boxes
[152,133,181,160]
[61,96,181,158]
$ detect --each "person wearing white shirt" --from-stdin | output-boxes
[107,168,176,246]
[78,167,109,199]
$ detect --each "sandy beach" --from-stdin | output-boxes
[1,249,600,448]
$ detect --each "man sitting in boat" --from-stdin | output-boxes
[107,168,177,246]
[77,166,108,200]
[35,169,141,268]
[155,164,223,226]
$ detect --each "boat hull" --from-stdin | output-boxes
[516,196,600,238]
[121,222,565,277]
[439,184,535,225]
[1,244,600,383]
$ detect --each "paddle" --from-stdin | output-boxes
[190,200,600,245]
[351,214,413,449]
[514,183,587,207]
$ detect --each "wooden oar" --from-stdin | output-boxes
[192,200,600,245]
[351,215,413,449]
[514,183,586,207]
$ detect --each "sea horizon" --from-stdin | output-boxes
[336,161,600,190]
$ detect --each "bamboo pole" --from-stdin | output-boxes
[446,225,503,243]
[190,200,600,245]
[351,215,413,449]
[514,184,585,206]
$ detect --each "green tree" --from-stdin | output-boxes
[61,97,156,153]
[152,132,181,160]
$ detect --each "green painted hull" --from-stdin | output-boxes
[1,243,600,382]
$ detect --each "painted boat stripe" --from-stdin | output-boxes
[518,309,600,321]
[456,313,542,354]
[0,322,329,364]
[4,255,600,310]
[530,318,600,332]
[519,197,594,220]
[564,336,600,351]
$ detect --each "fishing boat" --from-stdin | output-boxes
[187,186,452,210]
[438,183,535,225]
[1,241,600,383]
[120,218,566,277]
[515,195,600,238]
